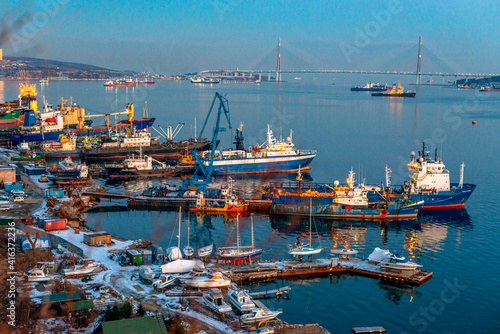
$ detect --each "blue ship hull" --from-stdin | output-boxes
[8,131,65,143]
[210,153,316,175]
[408,183,476,209]
[351,87,391,91]
[270,196,423,220]
[7,118,155,143]
[369,183,476,209]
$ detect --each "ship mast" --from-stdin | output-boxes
[459,162,465,189]
[178,207,181,250]
[236,214,240,253]
[251,213,254,251]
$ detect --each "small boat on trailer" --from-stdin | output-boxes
[185,270,231,289]
[203,288,232,314]
[228,286,256,313]
[152,274,178,290]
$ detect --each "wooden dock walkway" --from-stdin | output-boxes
[230,262,433,286]
[248,286,291,298]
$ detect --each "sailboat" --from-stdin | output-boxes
[288,198,322,257]
[183,213,195,257]
[161,207,203,274]
[217,213,263,265]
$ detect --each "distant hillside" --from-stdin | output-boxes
[3,56,135,78]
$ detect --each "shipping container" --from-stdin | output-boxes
[44,219,67,231]
[4,182,23,192]
[45,189,67,198]
[23,165,47,175]
[127,250,143,266]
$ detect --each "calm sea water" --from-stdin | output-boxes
[2,77,500,333]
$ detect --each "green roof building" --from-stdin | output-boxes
[102,314,167,334]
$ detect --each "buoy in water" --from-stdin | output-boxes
[472,120,477,125]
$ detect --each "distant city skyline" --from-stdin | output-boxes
[2,0,499,74]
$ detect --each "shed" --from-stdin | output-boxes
[0,166,16,183]
[126,250,143,266]
[102,314,167,334]
[83,232,112,246]
[148,244,166,263]
[40,291,81,304]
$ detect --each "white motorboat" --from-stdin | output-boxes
[139,266,156,282]
[379,252,422,271]
[240,308,283,324]
[27,268,52,282]
[185,270,231,289]
[63,265,96,277]
[203,288,232,314]
[198,244,213,257]
[152,274,178,290]
[80,259,102,268]
[288,199,322,257]
[331,248,358,255]
[228,287,255,313]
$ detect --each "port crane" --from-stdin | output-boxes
[76,103,135,129]
[183,92,231,191]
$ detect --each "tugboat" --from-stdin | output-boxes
[394,141,476,209]
[351,83,394,91]
[204,123,316,175]
[371,82,416,97]
[190,178,248,213]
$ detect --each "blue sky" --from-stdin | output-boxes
[2,0,499,74]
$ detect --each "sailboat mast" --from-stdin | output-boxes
[251,213,254,250]
[187,212,190,248]
[178,206,181,250]
[237,214,240,253]
[309,198,312,247]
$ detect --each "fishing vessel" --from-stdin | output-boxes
[371,82,416,97]
[204,123,316,175]
[105,148,182,179]
[82,129,211,162]
[270,169,424,220]
[217,214,263,264]
[47,159,90,185]
[184,270,231,289]
[203,288,232,314]
[393,141,476,209]
[351,83,393,91]
[288,199,322,257]
[379,252,422,271]
[190,190,248,213]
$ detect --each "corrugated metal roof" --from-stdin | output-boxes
[67,299,94,311]
[102,315,167,334]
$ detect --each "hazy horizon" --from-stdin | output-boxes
[2,0,499,75]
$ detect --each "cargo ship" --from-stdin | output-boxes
[203,123,316,175]
[135,78,155,84]
[104,79,136,87]
[8,102,155,142]
[190,77,220,84]
[0,83,38,130]
[392,141,476,209]
[479,86,500,92]
[371,82,416,97]
[351,83,394,91]
[269,170,424,220]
